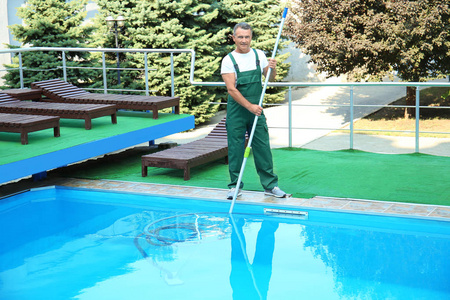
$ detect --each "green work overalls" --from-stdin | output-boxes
[226,49,278,190]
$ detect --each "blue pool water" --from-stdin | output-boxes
[0,186,449,300]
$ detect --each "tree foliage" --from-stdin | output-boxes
[92,0,290,124]
[285,0,450,82]
[302,219,448,299]
[4,0,95,88]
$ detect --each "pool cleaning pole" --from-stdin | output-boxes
[229,8,288,214]
[229,214,263,298]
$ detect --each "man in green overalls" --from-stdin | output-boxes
[221,22,290,200]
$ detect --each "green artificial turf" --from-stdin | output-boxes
[0,112,190,165]
[58,147,450,206]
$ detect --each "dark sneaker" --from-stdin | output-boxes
[227,188,242,200]
[264,186,291,198]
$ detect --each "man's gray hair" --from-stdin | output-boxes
[233,22,253,36]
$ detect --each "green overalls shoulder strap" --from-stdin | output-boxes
[227,49,262,100]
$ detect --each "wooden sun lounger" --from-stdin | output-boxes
[0,113,60,145]
[141,117,230,180]
[0,92,117,130]
[31,78,180,119]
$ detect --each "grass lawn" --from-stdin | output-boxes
[48,146,450,206]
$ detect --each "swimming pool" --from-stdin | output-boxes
[1,186,449,300]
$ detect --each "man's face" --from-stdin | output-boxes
[233,27,252,53]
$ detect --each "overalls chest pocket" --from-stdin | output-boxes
[236,70,262,100]
[228,49,263,102]
[236,72,261,87]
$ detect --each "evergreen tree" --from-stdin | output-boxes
[285,0,450,117]
[3,0,95,88]
[92,0,290,124]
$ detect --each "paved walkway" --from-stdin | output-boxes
[156,78,450,157]
[56,178,450,220]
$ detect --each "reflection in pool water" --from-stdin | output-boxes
[0,187,449,299]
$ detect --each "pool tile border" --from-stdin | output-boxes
[58,178,450,221]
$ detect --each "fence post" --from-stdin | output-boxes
[288,86,292,147]
[18,52,24,89]
[350,85,354,149]
[170,52,175,98]
[102,52,107,94]
[170,52,175,114]
[415,86,420,153]
[62,51,67,81]
[144,52,149,96]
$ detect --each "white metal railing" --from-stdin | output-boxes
[1,47,449,153]
[189,51,450,152]
[0,47,192,97]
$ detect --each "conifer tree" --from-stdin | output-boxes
[4,0,95,88]
[92,0,290,124]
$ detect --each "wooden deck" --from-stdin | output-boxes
[0,113,194,184]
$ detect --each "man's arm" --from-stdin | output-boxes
[222,72,263,116]
[263,58,277,81]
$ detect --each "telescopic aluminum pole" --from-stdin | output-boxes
[229,214,262,298]
[229,7,288,214]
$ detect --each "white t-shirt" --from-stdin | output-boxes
[221,49,268,77]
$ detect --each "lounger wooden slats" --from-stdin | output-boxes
[141,117,230,180]
[0,92,117,130]
[31,78,180,119]
[0,113,60,144]
[1,88,43,101]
